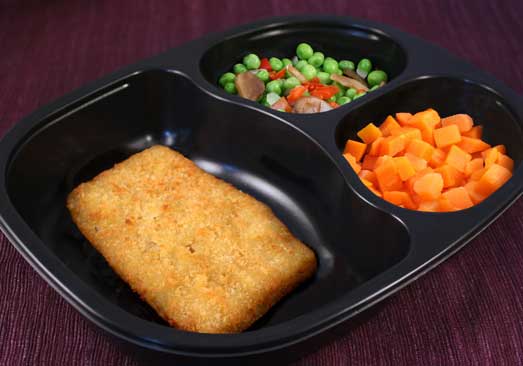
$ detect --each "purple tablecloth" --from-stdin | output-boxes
[1,1,522,365]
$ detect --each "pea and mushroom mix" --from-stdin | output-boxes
[218,43,388,114]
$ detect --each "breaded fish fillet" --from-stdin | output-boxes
[67,145,316,333]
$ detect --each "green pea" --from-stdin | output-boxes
[223,82,237,94]
[233,63,247,74]
[282,58,293,67]
[301,64,317,80]
[219,72,235,87]
[243,53,261,70]
[295,60,308,71]
[337,96,351,105]
[353,92,367,100]
[346,88,357,99]
[357,58,372,78]
[260,95,270,107]
[308,52,325,67]
[283,77,301,91]
[338,60,355,71]
[367,70,388,87]
[269,57,284,71]
[323,60,339,74]
[256,69,270,83]
[328,95,337,102]
[334,69,343,76]
[296,43,314,60]
[317,71,331,85]
[324,57,337,64]
[266,80,282,95]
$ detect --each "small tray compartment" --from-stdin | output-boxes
[200,21,407,97]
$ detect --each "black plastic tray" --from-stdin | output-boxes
[0,15,522,364]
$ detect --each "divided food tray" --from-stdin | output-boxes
[0,15,522,364]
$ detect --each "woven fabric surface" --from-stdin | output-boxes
[1,1,522,365]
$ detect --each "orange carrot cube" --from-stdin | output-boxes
[433,124,462,148]
[344,139,367,162]
[368,137,384,156]
[442,187,474,210]
[395,112,413,126]
[476,163,512,196]
[391,127,422,142]
[374,159,403,192]
[359,169,378,186]
[456,136,491,154]
[379,136,406,157]
[445,145,472,173]
[357,123,382,144]
[413,172,444,201]
[394,156,416,181]
[404,152,428,172]
[429,148,447,168]
[462,125,483,139]
[362,155,378,170]
[497,154,514,172]
[406,139,434,161]
[379,115,401,136]
[464,181,488,204]
[436,164,465,188]
[482,148,499,168]
[441,114,473,133]
[465,158,484,177]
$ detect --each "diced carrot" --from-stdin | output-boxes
[465,158,484,177]
[375,155,393,168]
[368,137,384,156]
[413,172,444,201]
[406,168,433,198]
[357,123,383,144]
[374,159,403,192]
[359,169,378,186]
[437,196,458,212]
[475,164,512,196]
[433,125,462,148]
[464,181,488,204]
[445,145,472,173]
[395,112,413,126]
[383,191,416,210]
[435,164,465,188]
[429,148,447,168]
[379,115,401,137]
[417,200,438,212]
[391,127,422,142]
[344,153,361,174]
[406,139,434,161]
[442,187,474,210]
[405,152,428,172]
[462,125,483,139]
[409,109,441,129]
[394,156,416,181]
[471,152,483,160]
[287,85,307,104]
[456,136,491,154]
[441,114,473,133]
[493,145,507,154]
[362,155,378,170]
[470,167,487,181]
[379,136,406,157]
[482,148,499,168]
[344,140,367,162]
[497,154,514,172]
[420,127,435,146]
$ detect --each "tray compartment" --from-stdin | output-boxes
[5,69,410,329]
[336,76,523,174]
[200,21,407,95]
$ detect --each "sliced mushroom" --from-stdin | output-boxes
[292,96,333,114]
[286,65,307,84]
[342,68,369,87]
[331,73,369,92]
[235,72,265,101]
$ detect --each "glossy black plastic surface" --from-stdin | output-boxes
[0,16,522,363]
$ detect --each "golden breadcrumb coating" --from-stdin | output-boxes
[67,145,317,333]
